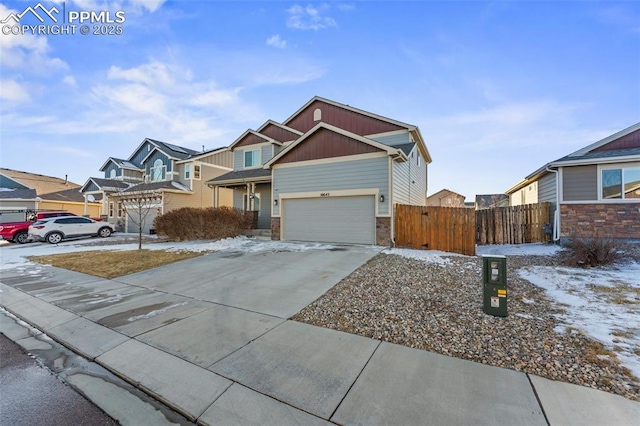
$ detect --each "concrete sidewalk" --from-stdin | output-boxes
[1,246,639,425]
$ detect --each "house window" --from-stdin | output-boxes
[109,202,114,218]
[117,202,124,218]
[244,149,261,168]
[110,169,116,178]
[194,165,201,180]
[602,166,640,199]
[417,155,421,167]
[185,164,191,179]
[151,159,166,181]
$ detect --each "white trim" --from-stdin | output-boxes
[365,129,410,139]
[175,146,229,163]
[271,152,388,170]
[242,147,262,169]
[551,154,640,168]
[0,172,34,190]
[560,199,640,205]
[264,122,406,168]
[597,162,640,201]
[273,188,388,218]
[568,122,640,157]
[229,129,282,150]
[142,146,178,165]
[256,120,303,136]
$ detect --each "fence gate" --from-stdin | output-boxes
[476,202,550,245]
[394,204,476,256]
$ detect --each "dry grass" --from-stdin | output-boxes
[28,250,204,279]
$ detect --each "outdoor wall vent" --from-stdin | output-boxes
[313,108,322,121]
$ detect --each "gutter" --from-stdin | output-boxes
[545,166,561,242]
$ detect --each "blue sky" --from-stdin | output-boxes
[1,0,638,200]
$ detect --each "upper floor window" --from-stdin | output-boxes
[602,166,640,199]
[110,169,116,178]
[151,159,166,181]
[244,149,261,168]
[194,165,201,180]
[185,164,191,179]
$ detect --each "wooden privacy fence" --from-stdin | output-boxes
[476,202,550,245]
[395,205,476,256]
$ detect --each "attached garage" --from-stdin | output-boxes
[282,195,375,244]
[125,203,160,234]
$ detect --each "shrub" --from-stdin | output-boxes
[154,207,253,241]
[561,236,627,267]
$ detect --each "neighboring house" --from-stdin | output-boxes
[207,96,432,245]
[426,189,466,207]
[506,122,640,242]
[475,194,509,210]
[81,139,234,233]
[0,168,101,217]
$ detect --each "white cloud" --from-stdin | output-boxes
[287,4,336,30]
[63,75,77,87]
[107,61,177,86]
[266,34,287,49]
[0,79,31,102]
[127,0,166,13]
[337,3,355,12]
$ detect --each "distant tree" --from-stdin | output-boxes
[111,189,162,250]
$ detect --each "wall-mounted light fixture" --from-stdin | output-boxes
[273,199,278,206]
[379,194,385,202]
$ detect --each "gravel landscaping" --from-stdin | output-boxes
[292,252,640,402]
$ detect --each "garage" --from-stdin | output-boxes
[282,196,375,244]
[125,203,160,234]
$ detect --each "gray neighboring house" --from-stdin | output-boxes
[208,96,432,245]
[506,122,640,242]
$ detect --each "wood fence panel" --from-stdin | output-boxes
[394,205,476,256]
[476,202,550,245]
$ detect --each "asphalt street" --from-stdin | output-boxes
[0,333,117,426]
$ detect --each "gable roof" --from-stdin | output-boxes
[264,122,407,168]
[80,177,131,193]
[228,129,282,150]
[99,157,143,172]
[0,187,38,200]
[176,146,230,163]
[282,96,432,163]
[506,122,640,194]
[43,187,99,204]
[207,168,272,185]
[428,188,465,200]
[120,180,191,194]
[0,168,80,195]
[256,120,303,142]
[127,138,200,163]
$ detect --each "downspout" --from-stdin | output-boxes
[545,166,561,242]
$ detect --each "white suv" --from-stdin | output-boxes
[29,217,115,244]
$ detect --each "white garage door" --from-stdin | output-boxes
[126,205,159,234]
[282,196,375,244]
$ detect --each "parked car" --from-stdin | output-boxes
[28,217,115,244]
[0,211,78,244]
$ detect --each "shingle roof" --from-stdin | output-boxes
[111,158,142,170]
[0,187,37,200]
[88,178,131,190]
[147,139,201,160]
[207,168,272,184]
[554,147,640,163]
[0,168,80,195]
[42,187,92,203]
[121,181,191,193]
[394,142,416,156]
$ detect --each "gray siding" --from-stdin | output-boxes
[369,131,411,146]
[144,151,171,174]
[84,181,100,192]
[233,150,244,171]
[392,146,427,206]
[233,188,244,209]
[0,175,26,189]
[272,156,389,216]
[538,173,557,204]
[562,165,597,201]
[261,145,274,164]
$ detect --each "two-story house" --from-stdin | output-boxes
[81,139,233,233]
[207,96,432,246]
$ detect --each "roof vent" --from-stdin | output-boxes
[313,108,321,122]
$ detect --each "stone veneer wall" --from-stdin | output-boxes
[271,217,280,240]
[560,203,640,240]
[376,217,391,246]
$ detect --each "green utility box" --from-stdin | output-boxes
[482,255,507,317]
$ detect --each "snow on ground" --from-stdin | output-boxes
[382,247,455,265]
[0,234,348,271]
[520,262,640,380]
[476,243,563,257]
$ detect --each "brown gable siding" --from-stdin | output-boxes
[259,123,299,142]
[592,128,640,152]
[285,100,405,135]
[275,128,383,164]
[235,132,269,148]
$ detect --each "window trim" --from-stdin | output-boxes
[109,202,114,218]
[185,164,191,180]
[193,165,201,180]
[597,162,640,202]
[243,149,261,169]
[150,159,166,182]
[117,201,124,218]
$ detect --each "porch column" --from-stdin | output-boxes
[246,184,250,211]
[83,194,88,215]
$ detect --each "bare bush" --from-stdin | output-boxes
[154,207,253,241]
[561,237,627,267]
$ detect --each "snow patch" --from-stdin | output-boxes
[477,243,563,257]
[127,301,190,322]
[383,248,453,265]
